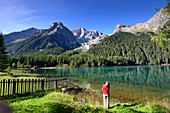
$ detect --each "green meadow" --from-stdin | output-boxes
[6,92,168,113]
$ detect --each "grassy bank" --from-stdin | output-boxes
[4,92,168,113]
[0,69,41,80]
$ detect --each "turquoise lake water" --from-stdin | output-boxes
[33,65,170,105]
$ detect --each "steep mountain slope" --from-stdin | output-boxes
[72,27,108,43]
[4,28,39,44]
[88,32,170,65]
[113,9,170,34]
[7,22,81,56]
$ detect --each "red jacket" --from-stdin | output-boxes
[102,85,109,95]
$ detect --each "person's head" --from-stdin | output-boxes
[105,81,110,87]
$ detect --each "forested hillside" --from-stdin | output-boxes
[7,33,71,56]
[9,32,170,68]
[9,50,131,68]
[88,32,170,65]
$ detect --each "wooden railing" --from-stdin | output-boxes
[0,78,67,96]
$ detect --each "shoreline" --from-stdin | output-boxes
[39,66,68,69]
[38,64,170,70]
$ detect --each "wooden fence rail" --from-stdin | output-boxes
[0,78,67,96]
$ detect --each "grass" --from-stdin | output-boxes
[0,69,41,80]
[10,69,39,76]
[109,103,168,113]
[5,92,169,113]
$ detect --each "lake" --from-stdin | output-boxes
[33,65,170,106]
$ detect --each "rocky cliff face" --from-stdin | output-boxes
[73,28,108,43]
[113,9,170,34]
[41,22,76,41]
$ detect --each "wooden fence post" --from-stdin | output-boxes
[46,79,48,90]
[21,79,23,94]
[25,79,27,93]
[2,79,5,96]
[54,79,57,91]
[41,79,44,91]
[0,80,2,96]
[16,79,19,94]
[38,79,40,90]
[35,79,37,91]
[12,79,16,95]
[32,79,34,92]
[7,79,10,95]
[28,79,30,93]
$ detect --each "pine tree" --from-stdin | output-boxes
[0,34,8,71]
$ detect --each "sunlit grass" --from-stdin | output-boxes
[0,69,40,80]
[8,92,169,113]
[11,69,39,76]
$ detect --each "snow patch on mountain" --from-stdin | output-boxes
[72,27,108,43]
[73,27,108,50]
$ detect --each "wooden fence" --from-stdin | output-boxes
[0,78,67,96]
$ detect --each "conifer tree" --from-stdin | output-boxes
[0,34,8,71]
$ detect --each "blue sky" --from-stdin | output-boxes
[0,0,167,34]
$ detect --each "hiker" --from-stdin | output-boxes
[102,81,110,109]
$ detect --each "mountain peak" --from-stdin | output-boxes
[49,22,64,30]
[72,27,108,43]
[113,8,170,34]
[73,27,88,39]
[75,27,87,32]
